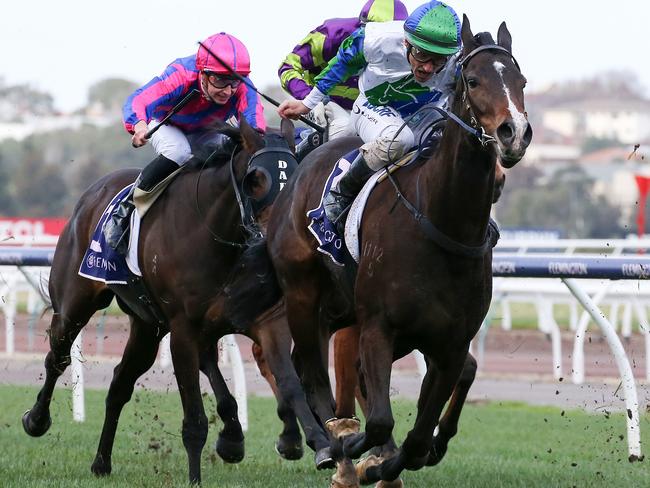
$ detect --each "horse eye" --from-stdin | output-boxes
[467,78,479,89]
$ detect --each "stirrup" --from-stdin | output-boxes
[324,190,352,224]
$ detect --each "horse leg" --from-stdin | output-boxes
[250,313,333,469]
[22,280,111,437]
[284,287,337,428]
[91,316,165,476]
[365,351,468,483]
[199,343,245,464]
[170,326,208,485]
[251,341,303,461]
[342,321,394,460]
[427,352,477,466]
[334,325,363,419]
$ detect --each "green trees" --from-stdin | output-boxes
[495,165,626,238]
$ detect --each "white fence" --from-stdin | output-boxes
[0,244,248,430]
[3,238,650,459]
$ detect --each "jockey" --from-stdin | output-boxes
[278,1,461,224]
[279,0,408,141]
[105,32,265,253]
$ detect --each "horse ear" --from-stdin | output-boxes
[280,118,295,153]
[461,14,476,54]
[497,22,512,53]
[239,116,264,154]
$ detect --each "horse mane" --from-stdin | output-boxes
[183,124,243,169]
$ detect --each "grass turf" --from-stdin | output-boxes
[0,385,647,487]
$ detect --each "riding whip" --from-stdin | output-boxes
[143,89,200,139]
[197,40,326,134]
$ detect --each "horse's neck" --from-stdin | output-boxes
[422,121,496,245]
[192,165,242,240]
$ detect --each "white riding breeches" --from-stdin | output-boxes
[148,120,231,165]
[148,120,192,165]
[350,96,414,171]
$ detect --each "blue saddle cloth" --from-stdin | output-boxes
[78,184,135,285]
[306,150,359,266]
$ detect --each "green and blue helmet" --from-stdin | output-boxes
[403,1,461,56]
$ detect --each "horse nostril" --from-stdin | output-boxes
[496,121,515,145]
[523,122,533,146]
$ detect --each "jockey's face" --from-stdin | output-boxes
[405,42,448,83]
[201,72,239,105]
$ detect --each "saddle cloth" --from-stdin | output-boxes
[306,150,417,266]
[78,184,142,284]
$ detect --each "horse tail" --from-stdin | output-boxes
[224,237,282,327]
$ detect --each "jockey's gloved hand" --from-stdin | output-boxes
[307,102,328,128]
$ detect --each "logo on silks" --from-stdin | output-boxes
[242,143,298,214]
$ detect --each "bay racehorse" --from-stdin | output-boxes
[226,15,532,485]
[21,119,332,484]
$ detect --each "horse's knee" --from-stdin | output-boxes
[44,350,70,375]
[459,355,477,385]
[276,398,294,422]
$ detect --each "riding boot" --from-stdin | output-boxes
[323,153,374,225]
[104,154,179,253]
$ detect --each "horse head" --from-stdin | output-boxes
[458,15,532,168]
[218,117,298,233]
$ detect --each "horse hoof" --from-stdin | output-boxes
[325,417,361,440]
[22,410,52,437]
[330,457,360,488]
[275,437,304,460]
[355,455,381,484]
[216,434,245,463]
[90,455,112,477]
[315,447,336,470]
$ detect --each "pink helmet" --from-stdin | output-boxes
[196,32,251,76]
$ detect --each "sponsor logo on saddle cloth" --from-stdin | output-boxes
[78,184,143,284]
[307,150,415,265]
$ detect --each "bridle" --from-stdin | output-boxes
[384,43,521,257]
[456,43,521,145]
[194,135,297,248]
[431,44,521,147]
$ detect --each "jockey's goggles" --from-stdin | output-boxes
[407,44,448,70]
[204,72,242,90]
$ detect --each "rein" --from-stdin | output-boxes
[195,146,247,248]
[385,168,500,257]
[384,43,518,257]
